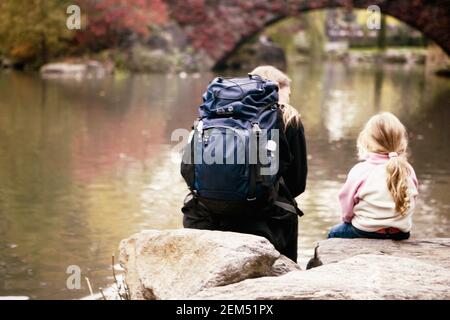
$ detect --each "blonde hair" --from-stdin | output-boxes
[250,65,300,128]
[357,112,411,215]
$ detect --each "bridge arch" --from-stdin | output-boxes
[166,0,450,69]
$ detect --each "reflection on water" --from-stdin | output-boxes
[0,63,449,299]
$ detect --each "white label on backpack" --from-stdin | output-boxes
[266,140,277,152]
[197,121,203,139]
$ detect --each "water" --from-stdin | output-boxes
[0,62,449,299]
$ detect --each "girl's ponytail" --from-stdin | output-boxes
[386,153,411,215]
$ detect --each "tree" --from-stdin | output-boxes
[74,0,168,51]
[0,0,168,67]
[0,0,74,66]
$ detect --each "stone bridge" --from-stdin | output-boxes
[165,0,450,69]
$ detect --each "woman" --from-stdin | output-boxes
[182,66,307,262]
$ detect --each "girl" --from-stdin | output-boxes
[328,112,418,240]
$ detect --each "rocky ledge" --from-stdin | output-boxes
[118,230,450,300]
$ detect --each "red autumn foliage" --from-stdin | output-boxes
[165,0,206,25]
[75,0,168,50]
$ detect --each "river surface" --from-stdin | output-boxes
[0,62,449,299]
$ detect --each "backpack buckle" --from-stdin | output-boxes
[252,122,262,134]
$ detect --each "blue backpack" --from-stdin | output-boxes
[181,74,290,216]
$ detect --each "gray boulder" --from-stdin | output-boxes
[40,60,113,79]
[193,253,450,300]
[269,255,302,276]
[313,238,450,269]
[118,229,298,300]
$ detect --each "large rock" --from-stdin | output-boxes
[193,254,450,300]
[118,229,298,300]
[40,60,113,79]
[118,232,450,300]
[314,238,450,269]
[269,255,301,276]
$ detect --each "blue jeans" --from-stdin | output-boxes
[328,222,410,240]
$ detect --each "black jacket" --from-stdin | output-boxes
[278,118,308,203]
